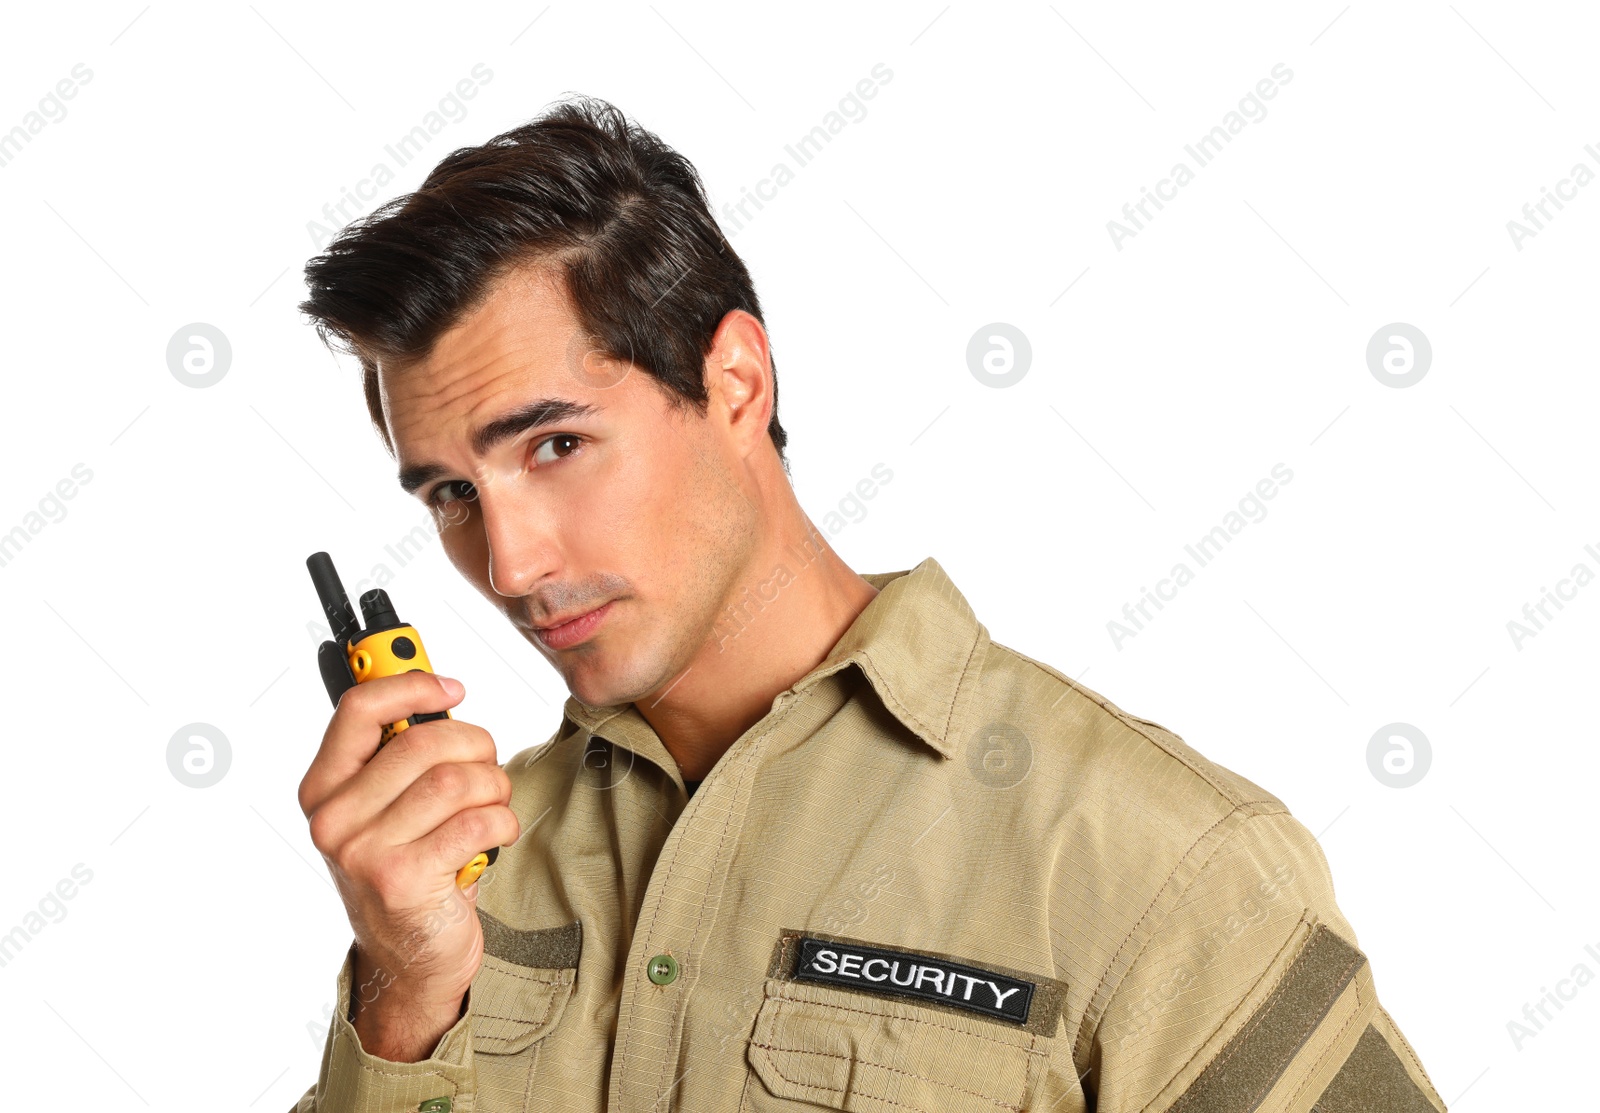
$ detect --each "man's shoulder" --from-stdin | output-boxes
[968,636,1289,830]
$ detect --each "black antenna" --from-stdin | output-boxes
[307,552,361,707]
[307,551,360,647]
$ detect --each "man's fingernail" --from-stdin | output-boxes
[436,675,464,698]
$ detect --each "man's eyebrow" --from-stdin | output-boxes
[397,397,601,495]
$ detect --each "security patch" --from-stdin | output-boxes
[791,935,1037,1025]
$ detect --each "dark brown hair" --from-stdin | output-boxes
[299,94,787,468]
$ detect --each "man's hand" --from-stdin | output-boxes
[298,672,520,1061]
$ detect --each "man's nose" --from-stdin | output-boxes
[478,486,555,599]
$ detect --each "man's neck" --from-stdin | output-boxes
[632,513,879,782]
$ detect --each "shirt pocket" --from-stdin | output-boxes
[468,911,582,1061]
[744,975,1051,1113]
[469,952,576,1055]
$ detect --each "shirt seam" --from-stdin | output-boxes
[1282,963,1370,1111]
[335,1021,468,1084]
[751,1039,1031,1113]
[1162,912,1363,1113]
[998,644,1284,814]
[620,692,811,1105]
[766,982,1049,1051]
[1077,804,1262,1063]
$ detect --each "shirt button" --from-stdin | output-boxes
[647,954,679,985]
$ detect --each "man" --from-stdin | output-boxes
[291,96,1447,1112]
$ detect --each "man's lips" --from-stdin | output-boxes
[528,600,614,650]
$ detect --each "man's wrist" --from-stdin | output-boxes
[348,945,469,1062]
[351,987,468,1063]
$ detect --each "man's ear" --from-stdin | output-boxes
[705,309,773,458]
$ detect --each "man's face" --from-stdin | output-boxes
[378,264,759,708]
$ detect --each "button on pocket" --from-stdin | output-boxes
[745,975,1051,1112]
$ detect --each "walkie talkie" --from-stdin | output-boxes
[307,551,498,889]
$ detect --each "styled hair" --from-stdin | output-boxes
[298,94,787,467]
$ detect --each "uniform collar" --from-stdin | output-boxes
[559,556,985,766]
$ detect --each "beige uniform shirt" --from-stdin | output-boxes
[293,557,1448,1113]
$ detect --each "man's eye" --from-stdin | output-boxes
[429,480,477,507]
[532,433,583,467]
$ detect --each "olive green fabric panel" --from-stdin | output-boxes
[477,908,582,970]
[1166,925,1365,1113]
[1311,1023,1443,1113]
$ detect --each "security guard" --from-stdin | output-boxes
[291,97,1448,1112]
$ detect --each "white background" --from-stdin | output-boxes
[1,1,1592,1108]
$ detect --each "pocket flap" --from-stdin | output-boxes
[748,977,1049,1112]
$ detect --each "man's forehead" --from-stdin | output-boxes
[382,266,574,397]
[379,266,601,487]
[379,267,580,428]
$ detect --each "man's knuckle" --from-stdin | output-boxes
[368,853,407,900]
[426,763,467,798]
[446,807,481,842]
[495,806,521,842]
[329,837,361,878]
[307,806,340,852]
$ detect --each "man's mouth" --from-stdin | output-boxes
[530,600,615,650]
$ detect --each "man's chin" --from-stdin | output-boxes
[559,652,642,711]
[562,645,693,712]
